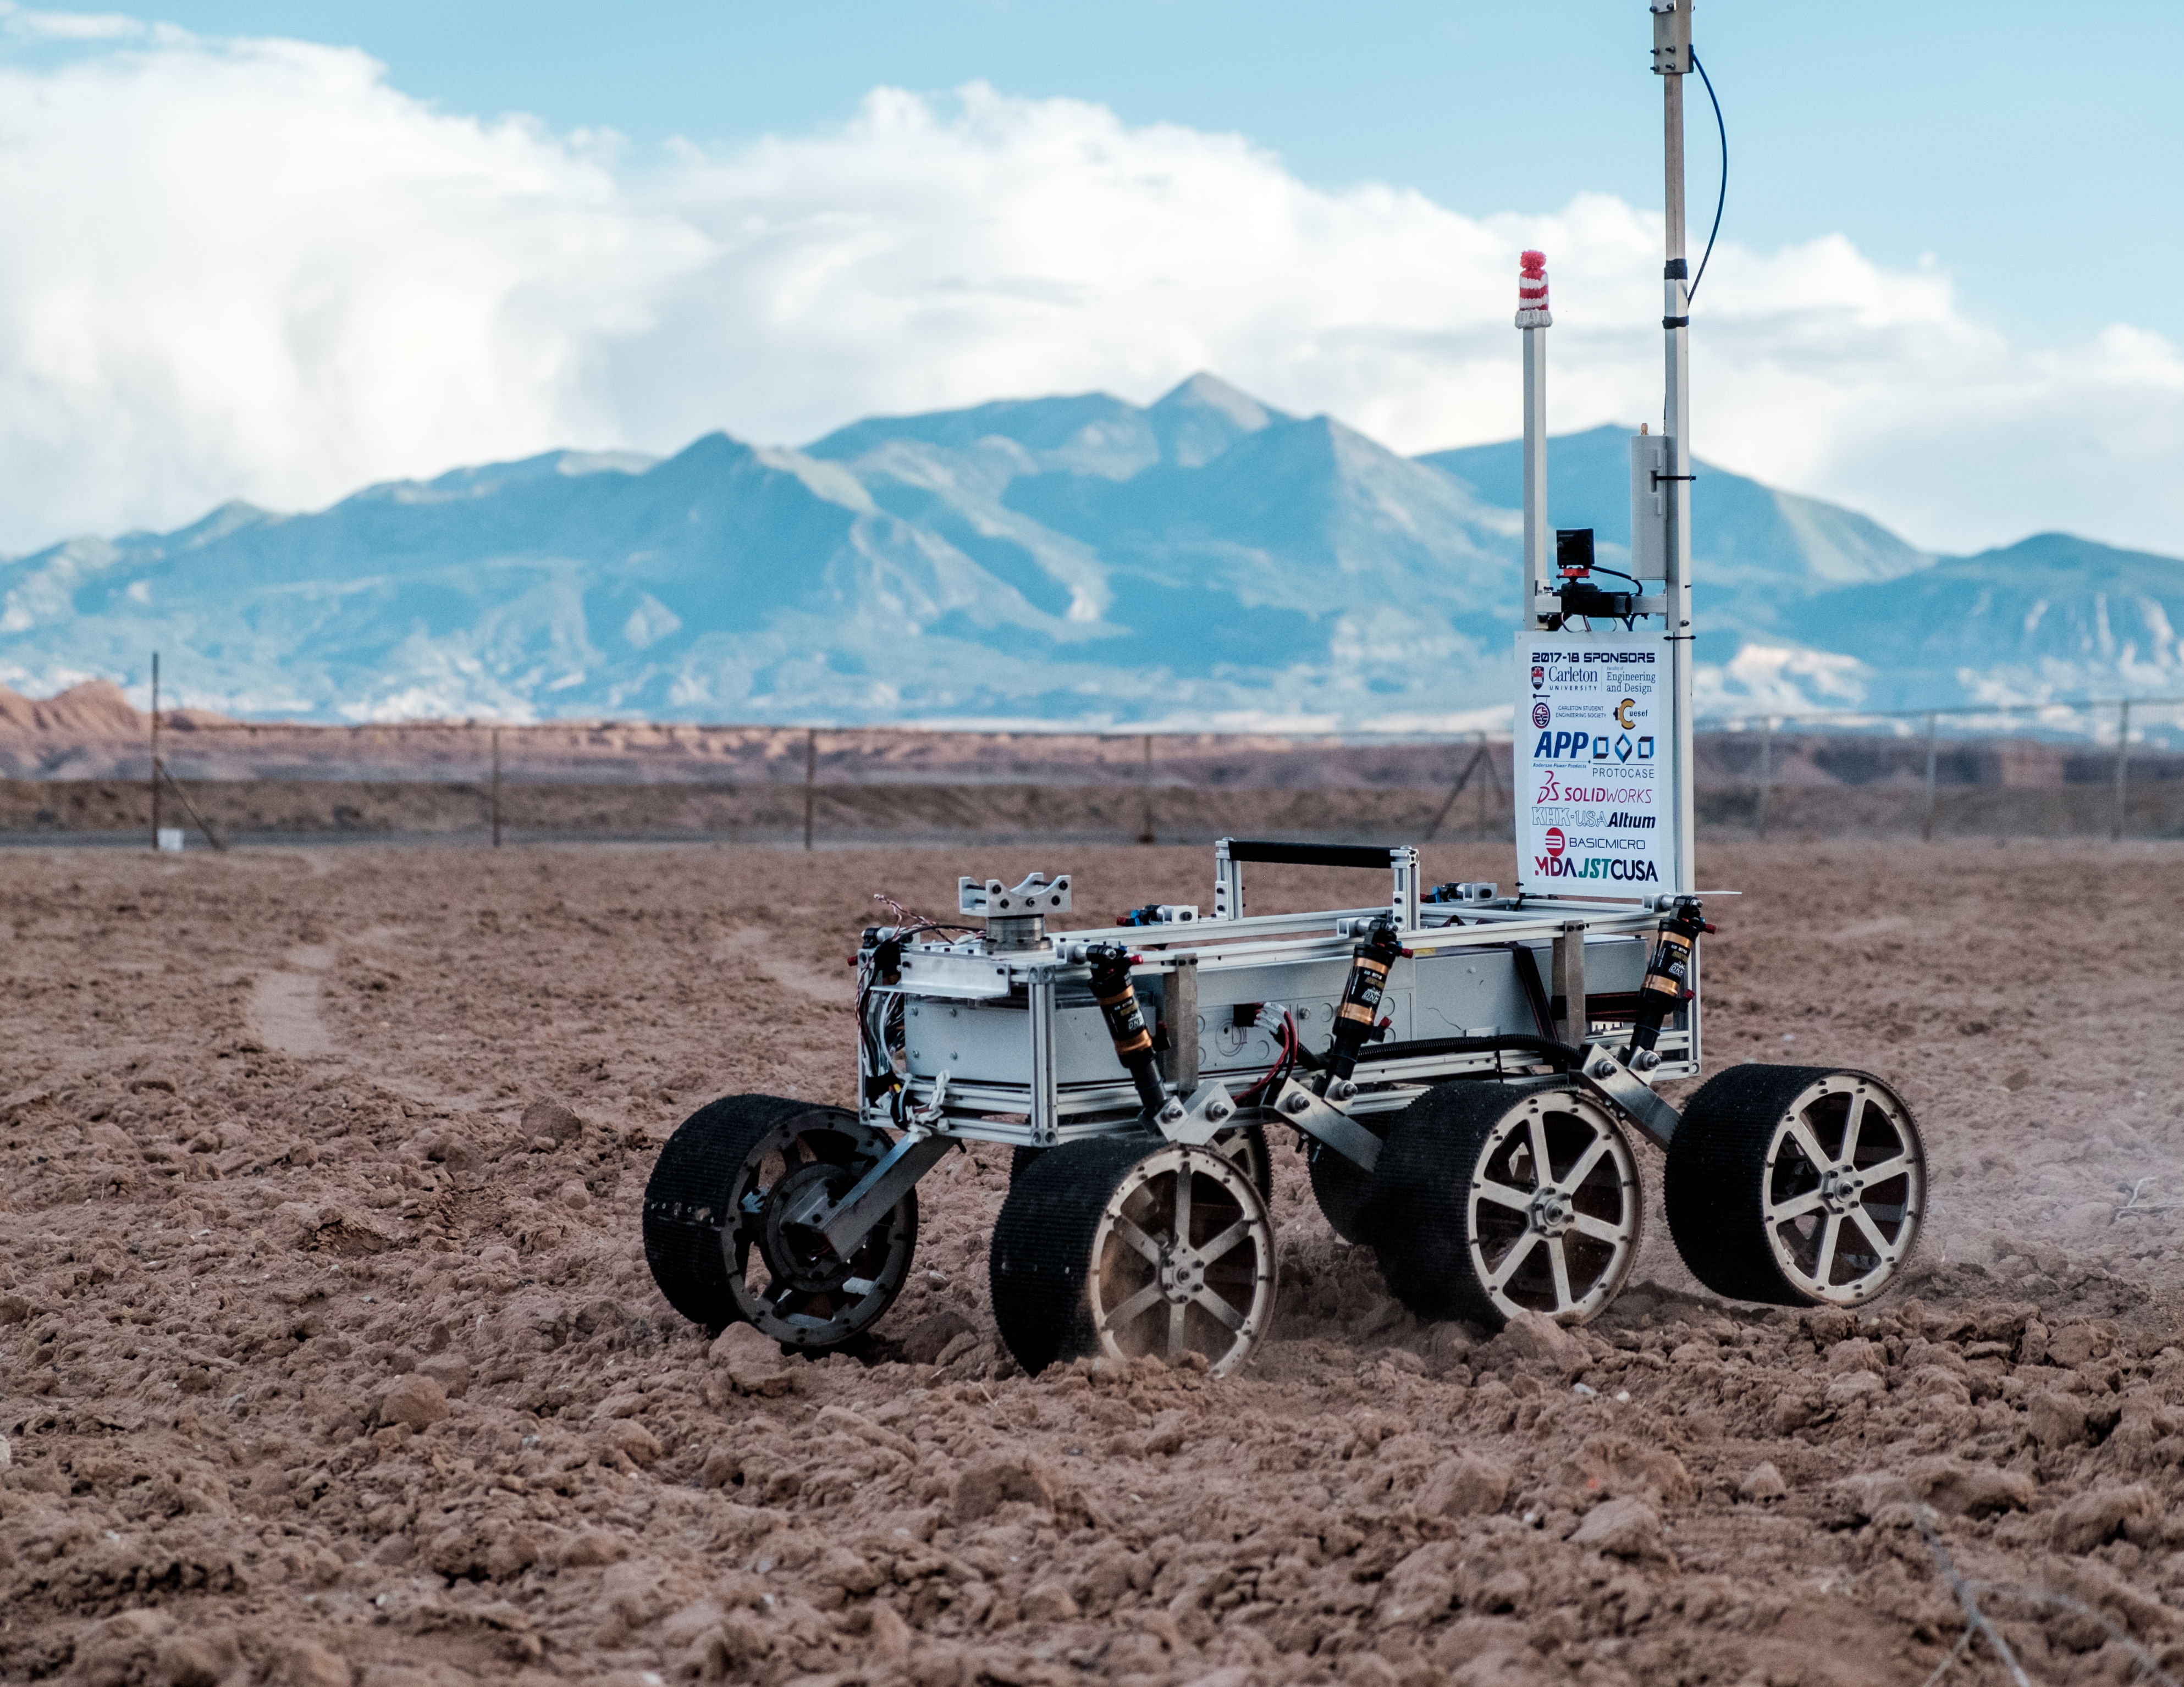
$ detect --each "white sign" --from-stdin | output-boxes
[1515,632,1679,897]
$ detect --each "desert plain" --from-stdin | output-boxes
[3,837,2183,1686]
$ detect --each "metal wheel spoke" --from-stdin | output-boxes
[1546,1237,1575,1311]
[1849,1206,1894,1259]
[1784,1116,1833,1176]
[1171,1166,1193,1247]
[1815,1213,1843,1283]
[1527,1114,1556,1188]
[1565,1133,1614,1190]
[1196,1219,1253,1264]
[1166,1298,1188,1354]
[1190,1287,1248,1333]
[1476,1178,1534,1213]
[1487,1231,1540,1291]
[1568,1211,1629,1244]
[1859,1153,1915,1186]
[1769,1188,1826,1223]
[1840,1092,1869,1168]
[1105,1280,1166,1330]
[1111,1214,1164,1266]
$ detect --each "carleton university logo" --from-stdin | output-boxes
[1544,826,1567,858]
[1530,665,1546,692]
[1530,701,1552,729]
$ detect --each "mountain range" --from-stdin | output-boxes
[2,373,2177,727]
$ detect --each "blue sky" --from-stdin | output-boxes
[0,1,2177,558]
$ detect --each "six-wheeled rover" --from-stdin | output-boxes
[639,1,1926,1376]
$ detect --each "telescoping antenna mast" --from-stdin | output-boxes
[1653,0,1697,893]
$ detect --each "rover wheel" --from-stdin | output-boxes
[1013,1122,1273,1201]
[642,1093,917,1349]
[991,1136,1276,1377]
[1666,1065,1924,1307]
[1364,1082,1642,1329]
[1306,1130,1380,1244]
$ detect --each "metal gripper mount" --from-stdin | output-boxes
[959,871,1072,952]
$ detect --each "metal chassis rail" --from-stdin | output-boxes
[858,893,1698,1153]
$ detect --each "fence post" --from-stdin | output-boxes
[1755,715,1774,839]
[2111,698,2131,842]
[149,650,161,850]
[1138,733,1156,844]
[491,726,503,848]
[1921,712,1939,843]
[803,727,818,851]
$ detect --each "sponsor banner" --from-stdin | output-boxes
[1516,632,1679,896]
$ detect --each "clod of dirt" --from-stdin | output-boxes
[157,1629,241,1686]
[0,1435,9,1472]
[2047,1319,2117,1366]
[1420,1452,1512,1518]
[1569,1495,1673,1563]
[1904,1457,2034,1518]
[1556,1435,1695,1504]
[1381,1540,1462,1625]
[2049,1484,2163,1552]
[1739,1460,1787,1501]
[521,1097,584,1146]
[559,1529,629,1568]
[710,1323,795,1396]
[377,1371,450,1429]
[1021,1580,1079,1623]
[952,1454,1062,1524]
[1486,1308,1589,1376]
[599,1418,664,1468]
[897,1306,978,1364]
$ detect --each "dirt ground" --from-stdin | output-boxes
[4,838,2183,1687]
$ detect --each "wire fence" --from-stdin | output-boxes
[3,691,2181,848]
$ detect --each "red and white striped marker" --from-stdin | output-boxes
[1515,249,1552,329]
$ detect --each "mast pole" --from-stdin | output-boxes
[150,651,161,850]
[1518,252,1553,629]
[1654,0,1697,892]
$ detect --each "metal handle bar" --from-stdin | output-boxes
[1220,840,1404,870]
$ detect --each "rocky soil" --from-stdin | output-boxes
[2,839,2182,1686]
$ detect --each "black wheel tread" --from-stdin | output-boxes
[1359,1083,1526,1328]
[989,1135,1156,1375]
[641,1093,836,1327]
[1308,1133,1377,1243]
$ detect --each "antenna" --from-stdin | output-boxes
[1653,0,1698,892]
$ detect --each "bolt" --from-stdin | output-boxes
[1282,1092,1309,1115]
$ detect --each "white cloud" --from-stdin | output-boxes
[0,29,708,551]
[0,32,2180,558]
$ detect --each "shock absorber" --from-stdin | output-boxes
[1327,919,1403,1082]
[1626,897,1712,1069]
[1085,943,1168,1116]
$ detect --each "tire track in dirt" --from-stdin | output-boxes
[246,943,337,1058]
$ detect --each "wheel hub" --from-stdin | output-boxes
[1157,1241,1207,1304]
[1527,1186,1575,1237]
[761,1161,859,1293]
[1818,1166,1865,1215]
